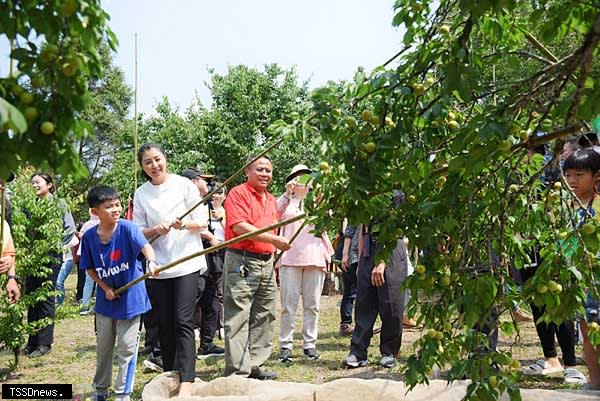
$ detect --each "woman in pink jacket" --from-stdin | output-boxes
[276,165,333,363]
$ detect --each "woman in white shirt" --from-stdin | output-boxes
[133,143,208,397]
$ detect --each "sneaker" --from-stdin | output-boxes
[140,345,154,356]
[248,366,277,380]
[303,348,320,360]
[196,343,225,359]
[511,308,533,323]
[279,348,293,363]
[29,345,52,357]
[342,354,368,368]
[339,323,354,336]
[79,306,95,316]
[143,353,164,373]
[379,355,396,369]
[22,344,36,356]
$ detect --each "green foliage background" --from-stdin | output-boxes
[0,170,62,366]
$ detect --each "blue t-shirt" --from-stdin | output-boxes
[79,219,151,320]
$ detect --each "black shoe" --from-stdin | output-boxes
[197,343,225,359]
[278,348,293,363]
[22,344,36,356]
[29,345,52,357]
[303,348,320,360]
[248,367,277,380]
[140,345,153,356]
[143,353,164,373]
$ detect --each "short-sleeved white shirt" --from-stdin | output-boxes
[133,174,208,278]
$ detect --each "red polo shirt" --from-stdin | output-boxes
[224,182,279,254]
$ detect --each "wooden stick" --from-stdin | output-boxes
[148,136,286,244]
[133,33,139,193]
[0,181,5,254]
[273,219,307,266]
[115,213,305,295]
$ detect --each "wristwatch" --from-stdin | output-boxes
[6,274,20,284]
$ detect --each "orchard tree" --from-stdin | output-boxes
[75,43,132,188]
[0,0,117,179]
[201,64,315,188]
[101,97,210,202]
[266,1,600,400]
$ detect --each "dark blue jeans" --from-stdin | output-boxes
[340,262,358,324]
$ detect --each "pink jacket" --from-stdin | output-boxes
[277,195,334,269]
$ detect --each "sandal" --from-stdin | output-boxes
[522,359,564,376]
[564,367,588,385]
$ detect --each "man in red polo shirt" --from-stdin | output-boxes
[223,155,290,380]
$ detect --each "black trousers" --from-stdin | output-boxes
[143,278,161,353]
[520,263,577,366]
[76,266,85,301]
[207,249,225,330]
[25,258,61,348]
[350,240,405,360]
[152,271,199,382]
[340,262,358,325]
[193,273,219,347]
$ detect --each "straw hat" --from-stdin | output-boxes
[285,164,312,184]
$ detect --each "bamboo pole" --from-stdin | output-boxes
[148,136,286,244]
[0,181,5,255]
[116,213,305,295]
[133,33,139,193]
[273,219,307,267]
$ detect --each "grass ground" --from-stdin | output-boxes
[0,273,589,400]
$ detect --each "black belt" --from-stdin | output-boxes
[227,248,272,261]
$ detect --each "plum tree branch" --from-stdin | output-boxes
[565,11,600,123]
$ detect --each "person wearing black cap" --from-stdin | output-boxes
[180,167,225,359]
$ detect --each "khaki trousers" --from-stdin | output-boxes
[223,250,276,376]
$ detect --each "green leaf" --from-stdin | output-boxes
[0,97,27,133]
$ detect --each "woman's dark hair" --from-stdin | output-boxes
[578,132,599,148]
[137,143,167,181]
[563,148,600,174]
[31,172,56,194]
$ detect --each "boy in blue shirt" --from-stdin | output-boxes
[79,186,158,401]
[563,149,600,388]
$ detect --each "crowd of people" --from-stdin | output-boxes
[1,134,600,399]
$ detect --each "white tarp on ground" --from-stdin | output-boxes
[142,372,600,401]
